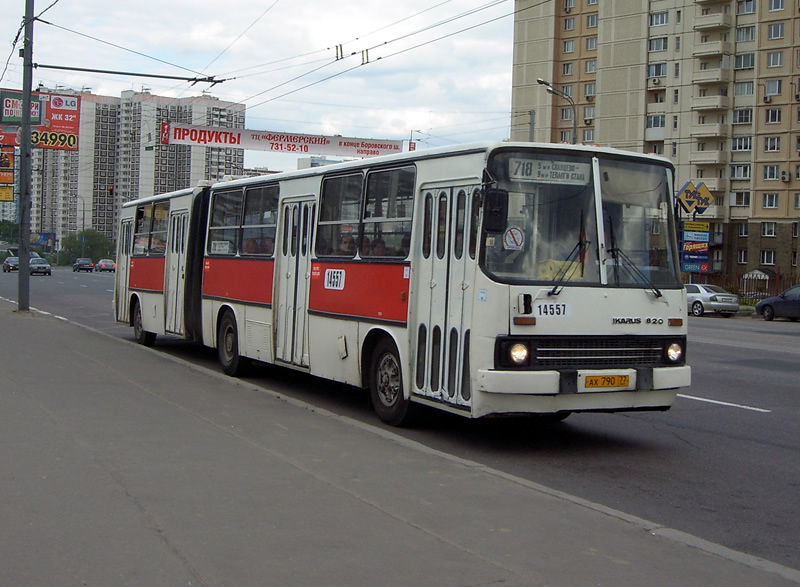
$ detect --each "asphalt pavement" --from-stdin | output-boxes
[1,301,798,586]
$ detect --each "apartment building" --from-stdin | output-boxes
[511,0,800,281]
[27,89,245,249]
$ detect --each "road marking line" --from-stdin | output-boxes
[677,393,771,413]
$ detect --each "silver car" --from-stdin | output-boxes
[685,284,739,317]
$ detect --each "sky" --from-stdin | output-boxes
[1,0,517,171]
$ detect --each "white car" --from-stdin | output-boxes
[685,284,739,317]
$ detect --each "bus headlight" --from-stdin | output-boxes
[509,343,529,365]
[665,342,683,363]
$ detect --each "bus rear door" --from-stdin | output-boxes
[275,197,315,368]
[115,218,133,325]
[165,209,189,335]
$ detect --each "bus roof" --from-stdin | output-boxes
[122,141,674,207]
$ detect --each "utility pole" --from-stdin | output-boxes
[18,0,35,311]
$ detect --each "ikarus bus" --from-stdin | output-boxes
[115,141,690,426]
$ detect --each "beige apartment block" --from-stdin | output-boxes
[511,0,800,282]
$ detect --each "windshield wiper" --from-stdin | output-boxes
[605,209,662,298]
[549,210,589,296]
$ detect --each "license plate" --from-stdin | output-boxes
[584,375,630,388]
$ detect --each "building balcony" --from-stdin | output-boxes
[693,12,733,31]
[698,178,728,192]
[711,259,724,273]
[710,231,724,245]
[691,150,728,165]
[691,95,730,111]
[692,40,732,58]
[690,123,729,138]
[692,68,731,85]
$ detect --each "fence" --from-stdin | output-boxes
[688,271,799,304]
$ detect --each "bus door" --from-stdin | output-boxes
[115,218,133,324]
[412,184,479,408]
[275,197,315,368]
[165,209,189,335]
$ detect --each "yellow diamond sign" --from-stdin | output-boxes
[677,181,714,215]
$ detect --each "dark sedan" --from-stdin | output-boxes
[755,285,800,321]
[73,258,94,272]
[2,256,19,272]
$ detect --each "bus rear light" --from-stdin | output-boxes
[668,318,683,327]
[513,316,537,326]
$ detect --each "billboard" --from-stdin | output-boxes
[161,122,404,158]
[0,89,81,151]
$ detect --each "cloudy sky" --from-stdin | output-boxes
[2,0,517,170]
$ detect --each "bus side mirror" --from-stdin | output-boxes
[483,189,508,233]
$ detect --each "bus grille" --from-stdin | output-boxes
[531,337,670,369]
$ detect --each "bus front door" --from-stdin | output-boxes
[275,198,315,368]
[165,209,189,335]
[413,184,478,409]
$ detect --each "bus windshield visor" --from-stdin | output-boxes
[484,151,681,289]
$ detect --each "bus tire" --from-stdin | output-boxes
[132,300,156,347]
[370,338,414,426]
[217,310,249,377]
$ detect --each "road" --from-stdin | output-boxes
[2,268,799,571]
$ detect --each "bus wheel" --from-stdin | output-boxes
[370,338,414,426]
[132,300,156,347]
[218,310,249,377]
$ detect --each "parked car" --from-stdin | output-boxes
[755,285,800,321]
[685,283,739,317]
[2,256,19,272]
[73,258,94,272]
[29,257,52,276]
[96,259,116,272]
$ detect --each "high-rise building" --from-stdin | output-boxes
[511,0,800,281]
[27,89,245,250]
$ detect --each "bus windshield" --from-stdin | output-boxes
[483,150,681,289]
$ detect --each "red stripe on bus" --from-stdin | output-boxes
[129,257,166,292]
[202,257,274,305]
[309,262,409,323]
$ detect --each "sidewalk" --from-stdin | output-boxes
[0,304,797,586]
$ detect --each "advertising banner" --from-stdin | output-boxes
[161,122,404,158]
[683,230,709,242]
[0,146,12,184]
[0,89,81,151]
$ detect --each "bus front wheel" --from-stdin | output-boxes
[370,338,414,426]
[217,310,249,377]
[132,300,156,347]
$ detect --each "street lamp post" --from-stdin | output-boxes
[537,78,577,144]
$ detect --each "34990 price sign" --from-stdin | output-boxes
[31,130,78,149]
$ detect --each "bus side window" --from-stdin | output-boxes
[317,173,362,257]
[133,205,151,256]
[363,166,415,258]
[207,189,242,255]
[242,184,279,256]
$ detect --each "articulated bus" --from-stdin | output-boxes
[114,141,690,426]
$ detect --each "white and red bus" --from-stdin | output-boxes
[114,141,690,426]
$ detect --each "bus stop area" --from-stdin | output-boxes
[0,305,797,586]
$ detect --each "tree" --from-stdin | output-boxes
[58,229,114,265]
[0,220,19,243]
